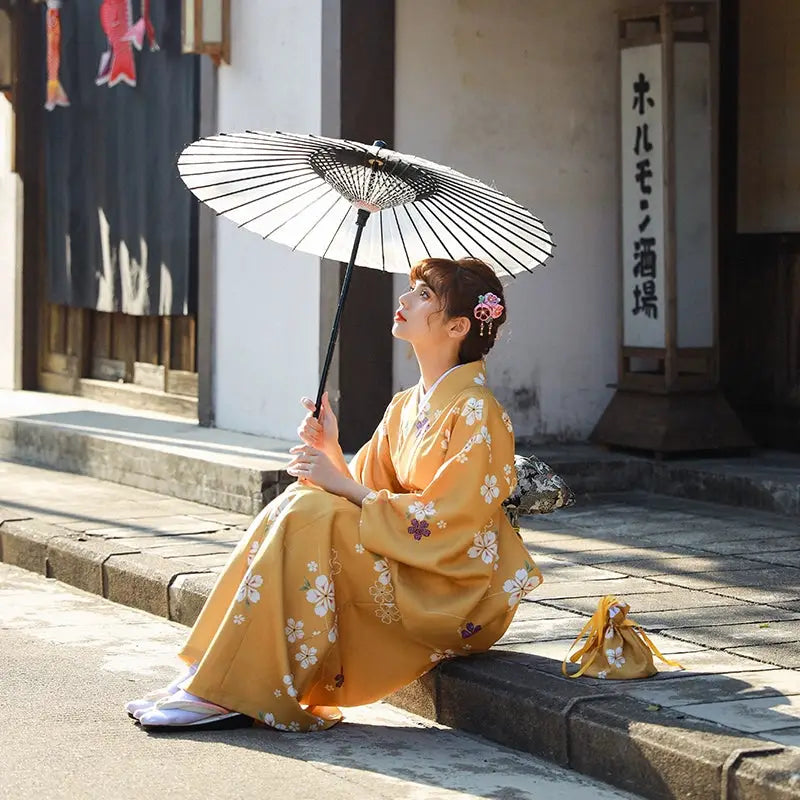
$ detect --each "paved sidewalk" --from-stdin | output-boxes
[3,564,640,800]
[1,458,799,799]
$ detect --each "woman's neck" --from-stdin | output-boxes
[414,344,461,393]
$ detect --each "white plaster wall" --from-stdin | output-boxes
[394,0,621,441]
[0,94,11,172]
[0,94,22,390]
[213,2,322,438]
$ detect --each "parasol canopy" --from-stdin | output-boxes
[177,131,555,413]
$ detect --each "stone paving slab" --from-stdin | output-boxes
[516,601,588,622]
[765,726,800,748]
[729,643,800,670]
[115,531,241,551]
[171,552,232,569]
[524,535,639,554]
[663,619,800,650]
[653,565,800,593]
[497,616,601,644]
[130,539,234,558]
[547,544,704,565]
[750,550,800,568]
[541,587,738,615]
[649,648,785,675]
[631,526,800,548]
[181,510,254,526]
[673,694,800,734]
[619,670,800,707]
[695,537,800,556]
[83,515,228,536]
[531,577,675,601]
[524,555,627,583]
[2,458,800,799]
[599,555,769,578]
[631,604,800,631]
[709,584,800,606]
[493,634,706,666]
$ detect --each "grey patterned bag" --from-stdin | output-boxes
[502,454,575,529]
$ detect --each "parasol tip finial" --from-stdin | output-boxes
[372,139,387,149]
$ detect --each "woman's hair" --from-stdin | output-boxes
[409,257,507,363]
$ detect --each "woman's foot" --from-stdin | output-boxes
[124,663,198,718]
[137,689,251,731]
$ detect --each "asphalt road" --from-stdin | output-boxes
[0,563,640,800]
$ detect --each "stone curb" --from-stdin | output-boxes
[2,516,799,800]
[0,517,214,622]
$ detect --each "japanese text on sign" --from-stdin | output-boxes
[621,45,666,348]
[631,72,658,320]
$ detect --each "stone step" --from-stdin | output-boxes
[1,390,798,517]
[524,445,800,518]
[0,390,294,515]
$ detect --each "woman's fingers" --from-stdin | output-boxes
[288,445,319,465]
[303,420,323,435]
[297,429,320,446]
[321,391,337,421]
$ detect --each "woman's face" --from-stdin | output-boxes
[392,280,450,345]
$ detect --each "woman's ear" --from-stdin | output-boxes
[449,316,472,339]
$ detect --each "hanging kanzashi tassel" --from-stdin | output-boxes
[123,0,160,52]
[95,0,137,88]
[45,0,70,111]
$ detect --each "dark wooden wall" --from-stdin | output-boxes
[718,0,800,451]
[15,0,46,389]
[720,236,800,449]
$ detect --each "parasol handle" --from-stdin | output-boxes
[314,208,371,419]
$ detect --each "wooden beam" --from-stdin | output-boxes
[334,0,395,452]
[15,1,46,388]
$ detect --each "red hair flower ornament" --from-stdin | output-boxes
[473,293,504,337]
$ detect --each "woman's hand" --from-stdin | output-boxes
[286,445,346,494]
[297,392,339,456]
[286,445,372,506]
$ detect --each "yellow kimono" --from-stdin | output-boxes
[180,360,542,731]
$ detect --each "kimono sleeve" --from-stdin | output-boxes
[348,401,404,493]
[358,390,514,574]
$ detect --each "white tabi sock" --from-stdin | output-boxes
[137,689,232,727]
[125,663,198,717]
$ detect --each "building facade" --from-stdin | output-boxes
[4,0,799,451]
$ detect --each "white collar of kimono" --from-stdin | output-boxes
[418,364,464,409]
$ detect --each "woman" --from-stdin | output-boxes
[128,256,542,732]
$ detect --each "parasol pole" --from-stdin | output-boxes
[313,207,371,418]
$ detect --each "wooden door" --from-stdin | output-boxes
[39,306,198,417]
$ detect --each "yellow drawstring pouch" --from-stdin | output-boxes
[562,596,683,680]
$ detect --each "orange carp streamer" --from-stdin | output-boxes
[45,0,70,111]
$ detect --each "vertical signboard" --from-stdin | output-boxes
[621,44,666,349]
